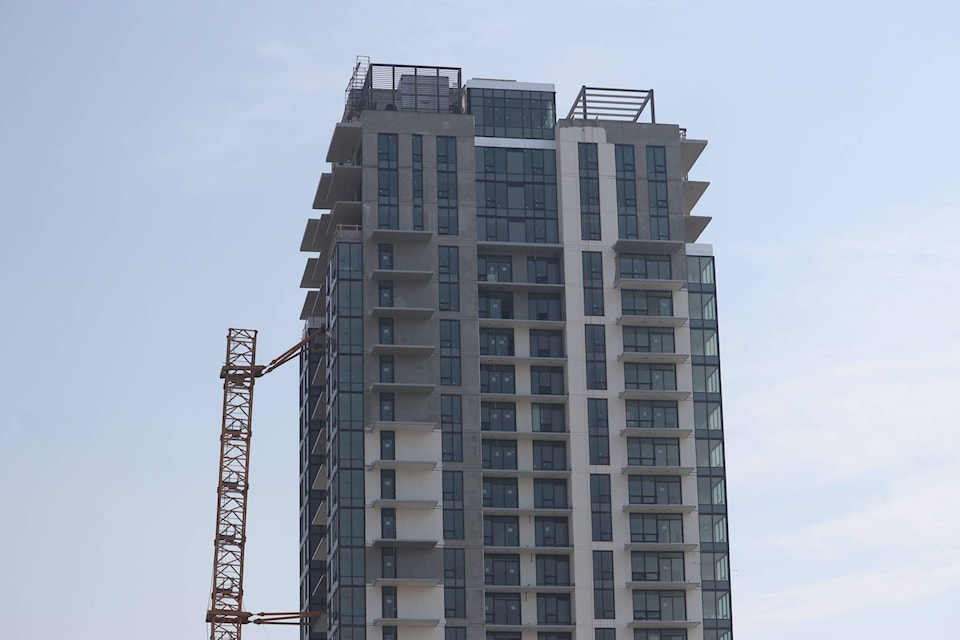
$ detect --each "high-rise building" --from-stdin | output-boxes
[298,59,732,640]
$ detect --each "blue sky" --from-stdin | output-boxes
[2,1,959,638]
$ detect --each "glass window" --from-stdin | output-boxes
[536,593,572,625]
[623,327,675,354]
[533,441,567,470]
[481,365,516,394]
[619,254,672,280]
[593,550,615,619]
[536,554,571,586]
[590,474,612,542]
[482,439,518,470]
[437,136,459,235]
[628,476,682,505]
[441,394,463,462]
[444,548,466,617]
[585,325,607,390]
[631,513,684,544]
[485,592,522,625]
[582,252,604,316]
[438,246,460,311]
[483,478,519,508]
[625,363,677,391]
[631,552,685,581]
[530,330,564,357]
[532,403,566,433]
[442,471,464,539]
[479,255,513,282]
[531,366,564,395]
[535,517,569,547]
[627,438,681,466]
[588,398,610,465]
[440,320,461,386]
[485,554,521,585]
[621,290,673,316]
[527,257,562,284]
[632,590,686,621]
[528,292,563,321]
[484,516,519,546]
[626,401,679,429]
[481,402,516,432]
[616,144,638,239]
[533,479,568,508]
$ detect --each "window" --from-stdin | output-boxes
[694,401,723,431]
[533,479,568,509]
[701,589,732,620]
[483,478,519,508]
[624,363,677,391]
[533,441,567,470]
[628,476,682,505]
[480,328,515,356]
[696,439,725,468]
[635,631,687,640]
[380,469,395,500]
[378,318,394,345]
[687,255,715,285]
[437,136,459,235]
[380,431,395,460]
[596,630,616,640]
[481,365,515,394]
[440,320,461,386]
[527,257,562,284]
[377,133,398,229]
[412,134,424,230]
[383,626,397,640]
[531,366,564,395]
[621,290,673,316]
[532,403,565,433]
[379,355,394,383]
[484,516,519,546]
[579,143,601,240]
[479,291,514,319]
[626,401,679,429]
[442,471,464,539]
[700,552,730,582]
[438,246,459,311]
[444,548,466,618]
[699,514,728,544]
[688,292,718,321]
[631,513,684,544]
[475,145,559,243]
[446,629,466,640]
[528,293,563,321]
[593,550,615,619]
[537,593,572,625]
[627,438,681,466]
[529,330,563,358]
[619,254,671,280]
[485,554,520,585]
[481,402,516,432]
[381,547,396,578]
[588,398,610,465]
[535,517,569,547]
[482,439,518,470]
[485,592,521,625]
[690,328,719,357]
[381,508,396,539]
[693,364,721,394]
[616,144,638,239]
[632,552,684,582]
[479,255,512,282]
[582,252,604,316]
[646,146,669,240]
[441,394,463,462]
[623,327,675,354]
[379,393,395,421]
[470,88,557,140]
[632,590,685,621]
[378,244,393,269]
[536,554,570,585]
[698,477,727,506]
[381,585,397,618]
[589,474,613,542]
[585,325,607,390]
[378,280,394,307]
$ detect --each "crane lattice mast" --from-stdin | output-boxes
[207,328,262,640]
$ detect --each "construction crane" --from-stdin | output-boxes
[207,327,323,640]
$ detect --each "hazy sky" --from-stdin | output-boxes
[2,1,959,639]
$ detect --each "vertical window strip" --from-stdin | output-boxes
[437,136,459,235]
[646,145,669,240]
[616,144,638,239]
[579,142,601,240]
[412,134,424,230]
[377,133,399,229]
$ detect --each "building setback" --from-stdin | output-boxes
[298,59,732,640]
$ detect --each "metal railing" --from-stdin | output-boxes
[343,61,463,122]
[567,86,656,123]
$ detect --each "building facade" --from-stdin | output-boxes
[298,60,732,640]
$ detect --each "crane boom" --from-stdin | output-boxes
[207,327,325,640]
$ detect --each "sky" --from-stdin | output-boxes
[1,1,959,639]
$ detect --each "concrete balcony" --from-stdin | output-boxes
[615,276,687,292]
[370,228,433,243]
[684,214,712,243]
[622,504,697,515]
[368,420,437,433]
[618,352,689,365]
[370,498,438,509]
[372,306,435,319]
[368,459,437,471]
[623,541,698,552]
[621,465,695,476]
[326,122,362,163]
[613,238,685,255]
[682,179,709,214]
[680,137,707,176]
[617,314,687,328]
[369,382,436,394]
[371,269,434,282]
[620,427,694,439]
[619,389,691,402]
[370,343,435,357]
